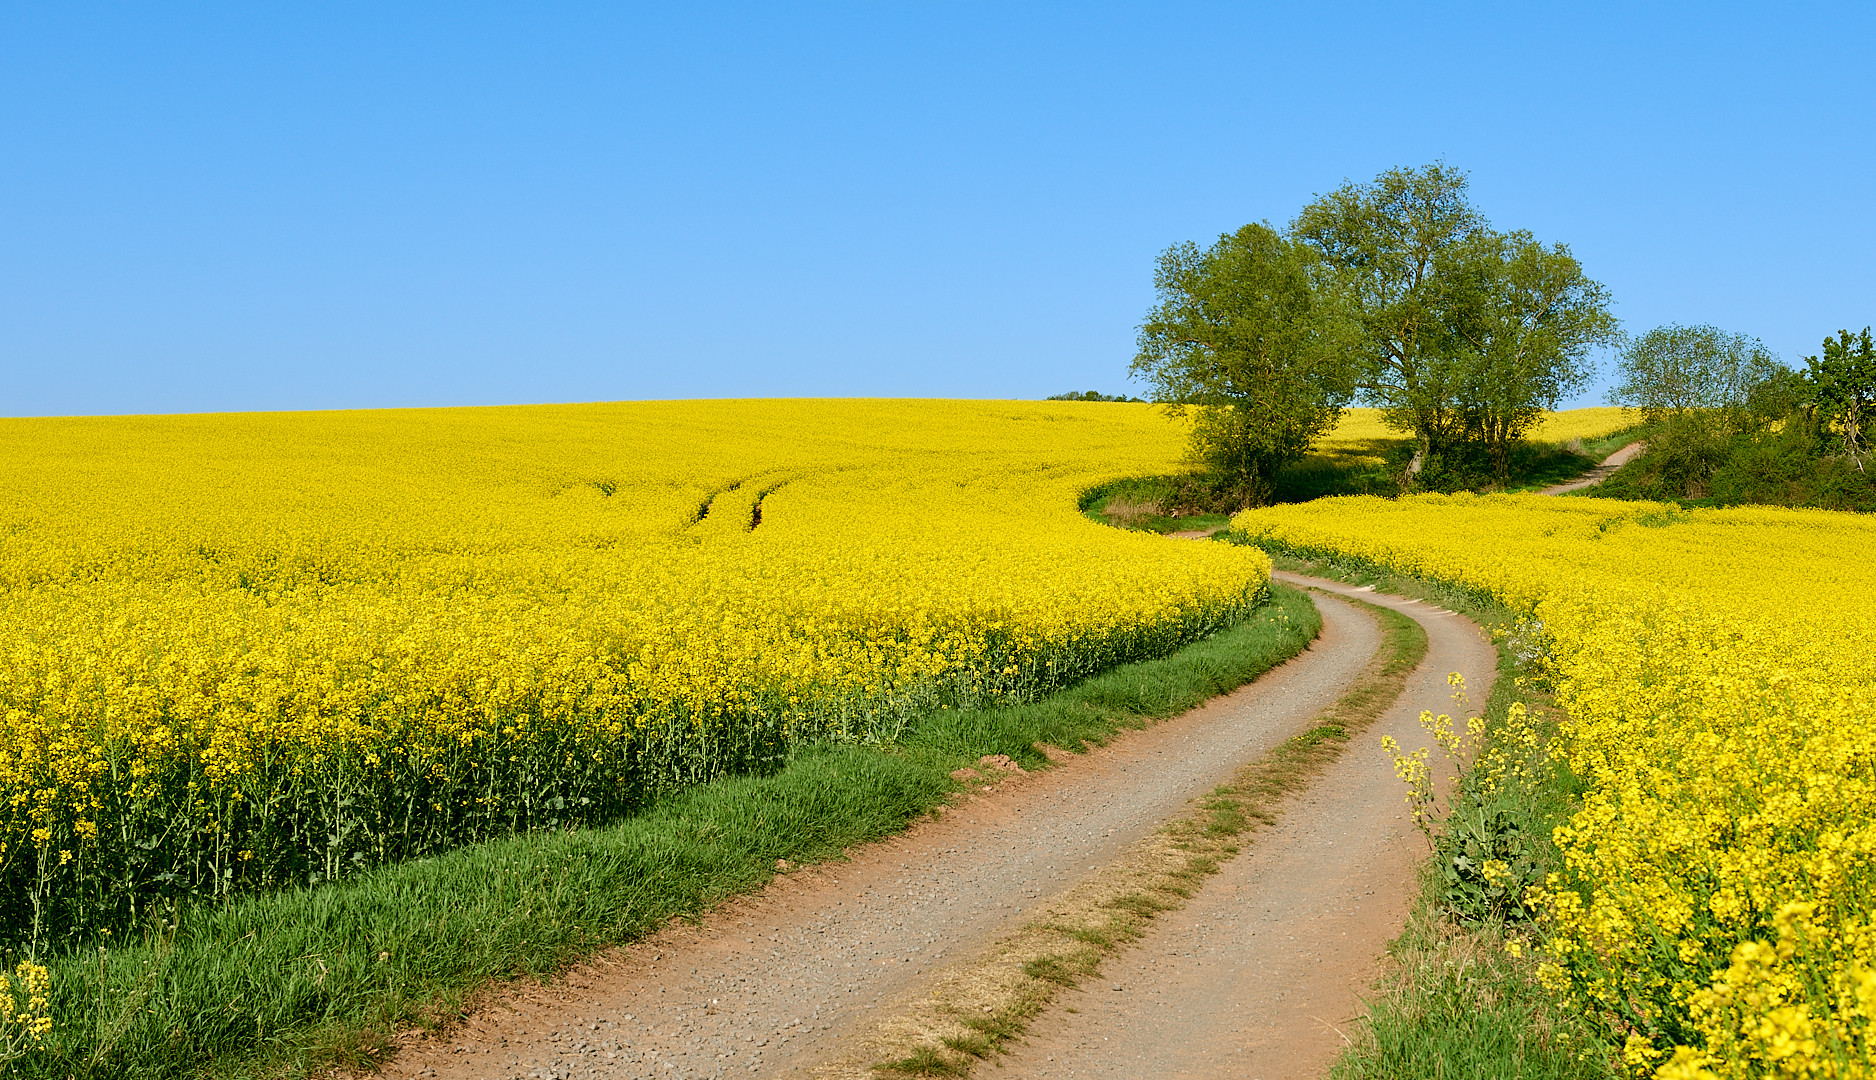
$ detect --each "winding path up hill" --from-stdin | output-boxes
[387,576,1491,1080]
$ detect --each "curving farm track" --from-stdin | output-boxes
[386,574,1493,1080]
[987,573,1493,1080]
[1537,441,1646,495]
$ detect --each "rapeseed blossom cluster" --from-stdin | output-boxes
[0,959,51,1063]
[0,400,1272,942]
[1233,493,1876,1077]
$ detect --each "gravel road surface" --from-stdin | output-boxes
[990,572,1496,1080]
[388,589,1383,1080]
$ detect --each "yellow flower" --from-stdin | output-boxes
[1233,491,1876,1073]
[0,399,1272,942]
[1653,1047,1719,1080]
[0,960,52,1062]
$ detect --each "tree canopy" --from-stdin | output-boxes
[1132,163,1617,499]
[1292,163,1617,480]
[1441,229,1618,477]
[1806,326,1876,468]
[1290,162,1482,466]
[1610,324,1783,420]
[1129,222,1356,506]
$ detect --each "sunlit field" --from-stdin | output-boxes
[1235,494,1876,1073]
[1309,406,1640,466]
[0,399,1275,944]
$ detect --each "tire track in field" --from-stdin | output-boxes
[987,572,1496,1080]
[386,591,1383,1080]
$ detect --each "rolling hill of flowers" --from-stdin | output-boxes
[0,399,1273,944]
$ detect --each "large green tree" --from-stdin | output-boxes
[1806,326,1876,469]
[1290,162,1482,473]
[1444,229,1620,480]
[1291,163,1616,482]
[1130,222,1356,507]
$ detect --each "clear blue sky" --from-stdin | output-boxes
[4,3,1871,417]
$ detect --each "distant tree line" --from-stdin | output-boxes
[1046,390,1146,402]
[1129,162,1619,507]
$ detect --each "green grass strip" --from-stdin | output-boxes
[23,586,1320,1080]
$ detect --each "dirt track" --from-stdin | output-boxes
[387,577,1490,1080]
[988,573,1493,1079]
[1538,440,1646,495]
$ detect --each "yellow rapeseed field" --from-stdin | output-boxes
[1310,406,1639,465]
[1232,494,1876,1077]
[0,399,1279,941]
[1525,406,1642,444]
[0,402,1636,947]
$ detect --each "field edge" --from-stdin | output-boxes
[26,588,1321,1080]
[1239,547,1622,1079]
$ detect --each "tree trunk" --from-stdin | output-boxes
[1403,432,1430,488]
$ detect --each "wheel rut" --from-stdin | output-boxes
[387,577,1480,1080]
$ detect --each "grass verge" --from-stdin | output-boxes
[1328,871,1616,1080]
[1239,545,1620,1079]
[1077,474,1232,534]
[23,587,1320,1080]
[852,591,1427,1079]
